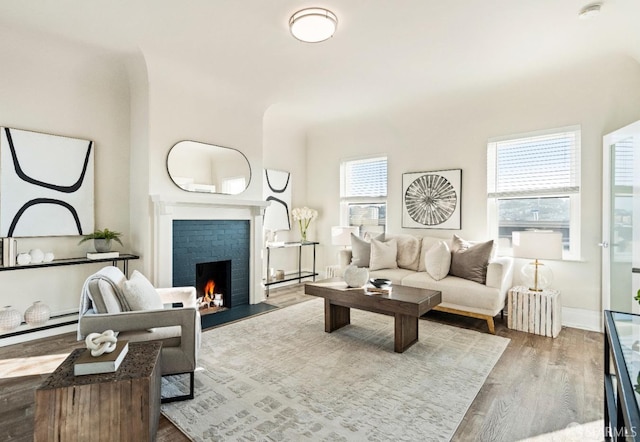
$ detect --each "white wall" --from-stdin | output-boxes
[306,55,640,321]
[262,104,311,276]
[0,26,131,322]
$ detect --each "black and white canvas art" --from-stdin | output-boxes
[263,169,291,231]
[0,127,94,237]
[402,169,461,229]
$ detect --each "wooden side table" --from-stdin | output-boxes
[34,342,162,442]
[507,286,562,338]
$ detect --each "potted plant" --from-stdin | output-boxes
[78,228,123,253]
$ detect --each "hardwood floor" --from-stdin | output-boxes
[0,284,603,441]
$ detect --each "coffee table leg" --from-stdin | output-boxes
[325,299,350,332]
[395,313,418,353]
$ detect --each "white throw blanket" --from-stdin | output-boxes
[77,266,129,339]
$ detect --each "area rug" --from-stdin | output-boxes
[161,298,509,441]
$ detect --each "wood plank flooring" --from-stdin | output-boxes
[0,284,603,441]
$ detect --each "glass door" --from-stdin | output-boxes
[603,121,640,313]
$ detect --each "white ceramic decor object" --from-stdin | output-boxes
[24,301,51,326]
[29,248,44,263]
[16,253,31,265]
[43,252,55,262]
[344,265,369,288]
[0,306,22,331]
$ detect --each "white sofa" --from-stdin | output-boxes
[340,234,514,334]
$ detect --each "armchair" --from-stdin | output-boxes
[78,266,201,403]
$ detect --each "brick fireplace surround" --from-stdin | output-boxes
[151,194,269,305]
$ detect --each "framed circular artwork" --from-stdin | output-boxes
[402,169,461,229]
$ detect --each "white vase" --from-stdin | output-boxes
[16,253,31,265]
[43,252,55,262]
[29,248,44,264]
[344,265,369,288]
[0,306,22,331]
[24,301,51,326]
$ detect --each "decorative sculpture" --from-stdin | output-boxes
[85,329,118,357]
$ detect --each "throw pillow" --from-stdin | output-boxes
[452,234,497,259]
[387,234,422,271]
[369,238,399,271]
[350,233,384,267]
[449,239,494,284]
[122,270,164,311]
[424,241,451,281]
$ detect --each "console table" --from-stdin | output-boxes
[0,253,139,277]
[34,342,161,442]
[264,241,318,296]
[604,310,640,441]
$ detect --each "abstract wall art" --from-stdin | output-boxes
[0,127,94,237]
[402,169,461,229]
[263,169,291,231]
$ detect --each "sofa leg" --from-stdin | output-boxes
[486,317,496,335]
[161,371,195,403]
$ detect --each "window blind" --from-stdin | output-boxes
[487,129,580,198]
[613,137,634,187]
[343,157,387,198]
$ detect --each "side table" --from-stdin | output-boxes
[34,342,162,442]
[507,286,562,338]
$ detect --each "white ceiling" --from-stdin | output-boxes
[1,0,639,121]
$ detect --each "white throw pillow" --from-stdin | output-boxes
[424,241,451,281]
[123,270,164,311]
[369,238,399,271]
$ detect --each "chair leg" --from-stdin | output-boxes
[161,371,195,403]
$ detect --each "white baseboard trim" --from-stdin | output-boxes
[562,306,602,333]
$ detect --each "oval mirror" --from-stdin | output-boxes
[167,140,251,195]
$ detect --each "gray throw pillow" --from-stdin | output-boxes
[449,239,494,284]
[350,233,384,267]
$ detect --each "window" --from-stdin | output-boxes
[340,156,387,237]
[221,176,246,195]
[487,126,581,259]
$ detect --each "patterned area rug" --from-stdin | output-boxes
[161,298,509,441]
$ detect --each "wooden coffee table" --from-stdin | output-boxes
[305,278,441,353]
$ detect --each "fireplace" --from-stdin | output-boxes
[172,219,251,312]
[196,260,232,315]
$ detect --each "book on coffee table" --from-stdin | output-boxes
[74,340,129,376]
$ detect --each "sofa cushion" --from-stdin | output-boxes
[449,239,494,284]
[370,238,399,271]
[451,234,497,259]
[369,268,416,285]
[424,241,451,281]
[123,270,164,311]
[91,279,124,314]
[386,234,422,271]
[401,272,505,315]
[350,233,384,267]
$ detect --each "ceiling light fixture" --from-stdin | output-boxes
[289,7,338,43]
[579,3,602,19]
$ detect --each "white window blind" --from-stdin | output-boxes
[487,129,580,198]
[343,157,387,198]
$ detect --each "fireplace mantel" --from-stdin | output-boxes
[150,194,269,305]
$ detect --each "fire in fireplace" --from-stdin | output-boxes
[196,260,232,316]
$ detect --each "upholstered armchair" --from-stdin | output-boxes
[78,266,201,402]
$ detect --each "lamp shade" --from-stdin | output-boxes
[289,8,338,43]
[331,226,358,246]
[512,231,563,260]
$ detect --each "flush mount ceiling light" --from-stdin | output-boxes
[289,7,338,43]
[579,3,602,19]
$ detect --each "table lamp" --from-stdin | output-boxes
[331,226,359,248]
[512,230,563,292]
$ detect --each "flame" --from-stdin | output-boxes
[204,280,215,296]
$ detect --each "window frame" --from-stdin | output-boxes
[340,155,388,236]
[487,125,581,260]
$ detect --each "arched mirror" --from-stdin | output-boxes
[167,140,251,194]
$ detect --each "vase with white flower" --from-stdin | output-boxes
[291,207,318,243]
